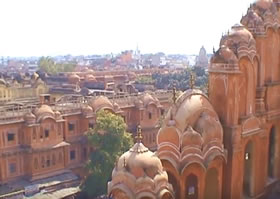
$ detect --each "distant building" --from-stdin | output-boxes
[195,46,209,68]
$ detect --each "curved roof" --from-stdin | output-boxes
[90,96,113,112]
[165,89,216,132]
[0,79,6,86]
[140,93,159,107]
[108,141,174,198]
[157,89,225,171]
[34,105,55,122]
[85,74,97,82]
[24,112,36,124]
[226,24,254,44]
[255,0,273,10]
[68,73,80,83]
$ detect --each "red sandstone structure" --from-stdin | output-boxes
[0,90,171,198]
[108,0,280,198]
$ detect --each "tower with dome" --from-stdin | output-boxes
[108,0,280,198]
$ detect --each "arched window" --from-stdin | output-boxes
[243,141,253,197]
[52,154,56,166]
[32,128,36,140]
[204,168,219,199]
[34,158,38,169]
[186,174,198,199]
[46,155,50,167]
[268,127,276,179]
[41,157,45,168]
[148,112,152,119]
[59,152,63,163]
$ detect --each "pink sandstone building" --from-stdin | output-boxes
[108,0,280,198]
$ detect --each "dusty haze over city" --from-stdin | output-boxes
[0,0,253,56]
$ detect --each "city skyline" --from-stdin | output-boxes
[0,0,253,57]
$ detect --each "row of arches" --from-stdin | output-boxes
[159,125,277,199]
[166,167,220,199]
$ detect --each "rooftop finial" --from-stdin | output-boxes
[172,83,177,104]
[123,157,126,167]
[135,125,143,143]
[189,72,196,89]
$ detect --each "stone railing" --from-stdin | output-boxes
[0,105,31,123]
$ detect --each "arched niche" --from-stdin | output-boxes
[204,168,219,199]
[167,171,180,199]
[243,140,254,197]
[185,174,198,199]
[239,57,256,117]
[268,126,276,180]
[110,188,131,199]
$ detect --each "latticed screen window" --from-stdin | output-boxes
[68,123,75,131]
[188,186,195,195]
[70,150,76,160]
[52,154,56,165]
[9,163,16,174]
[89,122,94,129]
[7,132,15,141]
[44,129,49,138]
[33,128,36,140]
[148,112,152,119]
[59,152,63,163]
[58,123,62,135]
[34,158,38,169]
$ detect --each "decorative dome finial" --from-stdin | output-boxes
[172,83,177,104]
[135,125,143,143]
[189,72,196,89]
[123,157,126,167]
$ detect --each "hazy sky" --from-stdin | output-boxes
[0,0,254,57]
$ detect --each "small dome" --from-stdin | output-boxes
[128,71,137,79]
[85,74,97,82]
[140,93,158,107]
[193,112,223,146]
[82,105,93,116]
[24,112,36,124]
[224,24,255,46]
[242,9,263,25]
[181,126,203,149]
[157,89,226,173]
[134,99,144,108]
[68,73,80,84]
[113,102,121,111]
[0,79,6,86]
[35,105,54,116]
[54,111,62,120]
[165,89,216,132]
[117,143,161,178]
[34,105,55,122]
[108,141,174,199]
[255,0,273,10]
[90,96,113,112]
[211,45,238,64]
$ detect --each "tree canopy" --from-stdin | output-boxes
[80,110,133,198]
[38,56,76,75]
[152,66,208,92]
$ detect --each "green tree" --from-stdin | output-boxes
[152,67,208,91]
[38,56,76,75]
[80,110,133,198]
